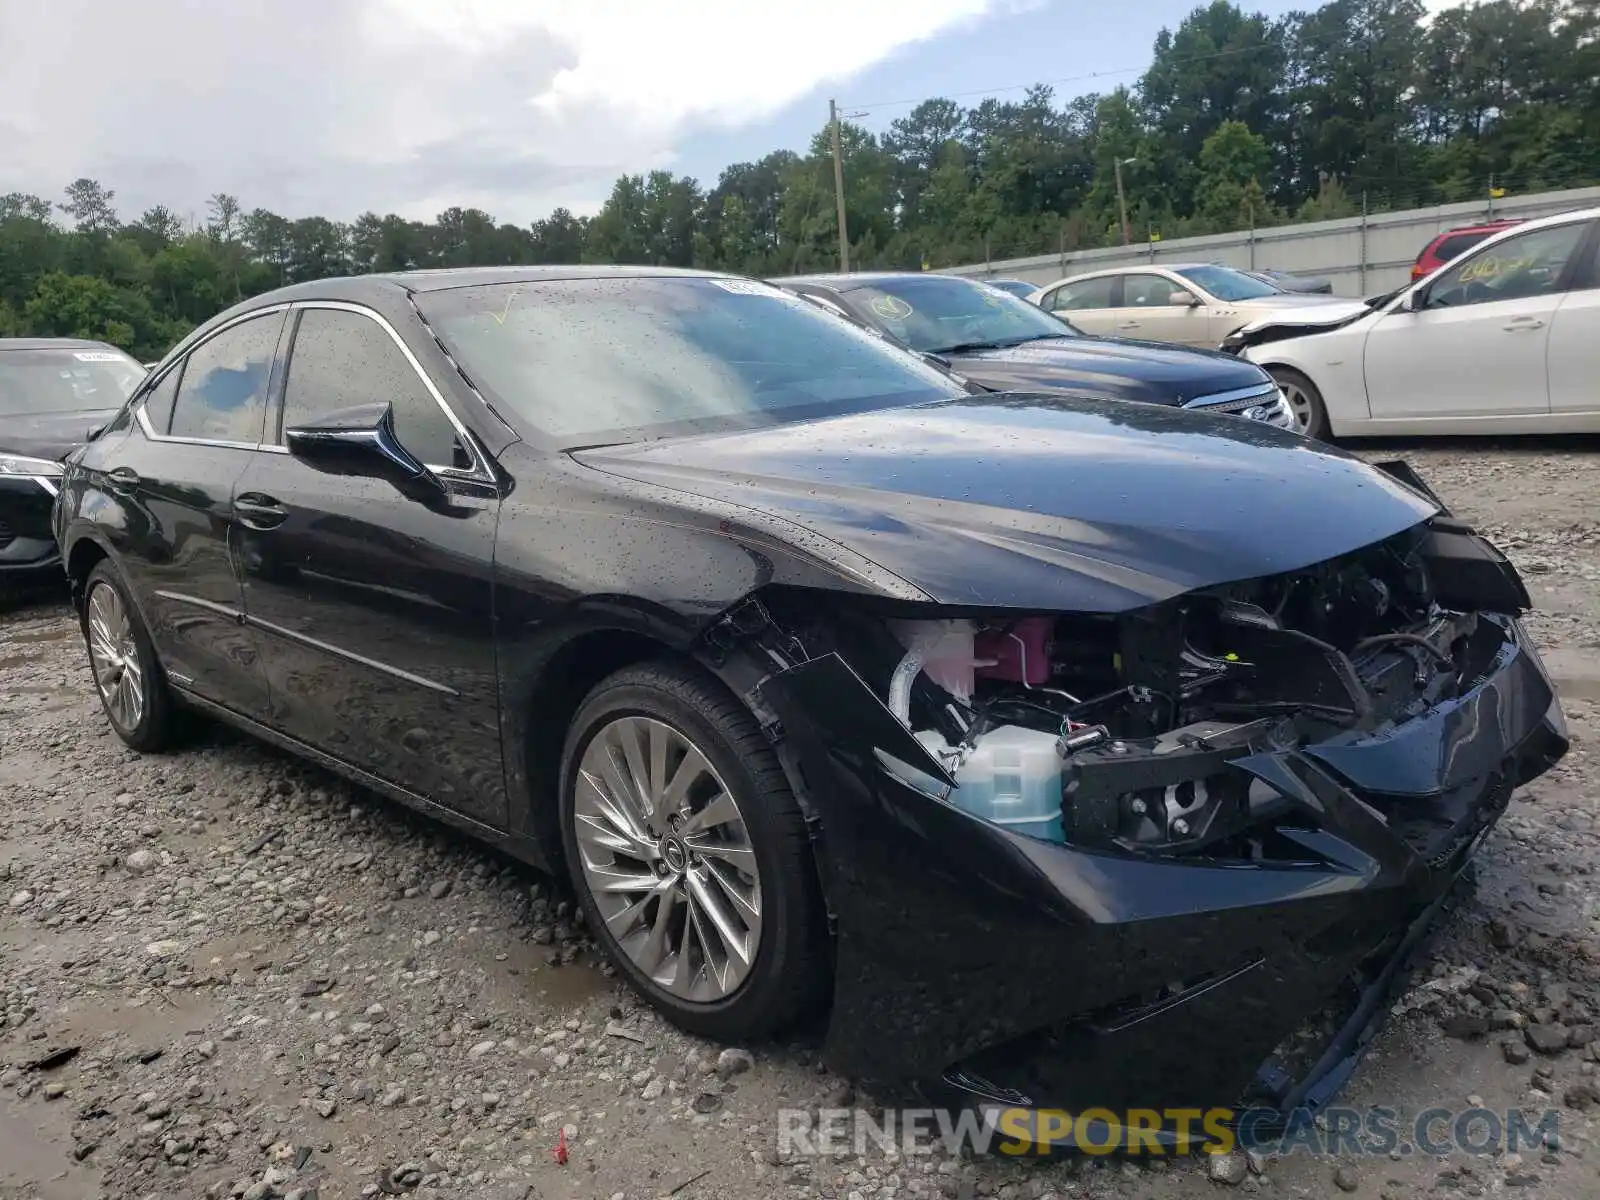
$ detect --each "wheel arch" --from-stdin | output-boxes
[501,595,839,932]
[1252,337,1372,436]
[64,533,114,615]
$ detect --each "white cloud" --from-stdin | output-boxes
[0,0,1006,227]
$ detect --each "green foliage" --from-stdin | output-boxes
[1196,121,1274,227]
[1,0,1594,359]
[23,273,155,356]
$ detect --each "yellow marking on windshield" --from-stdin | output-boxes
[490,289,522,326]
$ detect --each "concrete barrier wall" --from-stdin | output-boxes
[939,186,1600,297]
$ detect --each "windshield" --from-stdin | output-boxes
[0,347,146,417]
[1173,265,1283,302]
[842,276,1078,354]
[414,277,965,447]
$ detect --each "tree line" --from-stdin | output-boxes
[2,0,1595,362]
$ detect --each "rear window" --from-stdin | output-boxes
[1428,232,1492,264]
[0,347,146,417]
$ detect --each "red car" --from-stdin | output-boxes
[1411,219,1522,280]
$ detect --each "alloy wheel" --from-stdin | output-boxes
[1278,378,1316,433]
[86,581,146,731]
[573,715,762,1003]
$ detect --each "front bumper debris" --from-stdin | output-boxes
[757,614,1567,1137]
[0,474,64,586]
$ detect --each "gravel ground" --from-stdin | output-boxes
[2,438,1598,1200]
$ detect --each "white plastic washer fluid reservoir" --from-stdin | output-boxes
[913,725,1066,843]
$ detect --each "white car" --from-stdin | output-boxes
[1230,208,1600,439]
[1028,263,1343,349]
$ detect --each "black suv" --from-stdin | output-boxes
[0,338,147,597]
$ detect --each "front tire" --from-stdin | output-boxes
[1268,365,1330,440]
[558,660,828,1041]
[81,559,177,752]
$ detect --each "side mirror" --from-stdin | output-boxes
[285,402,444,495]
[1394,287,1424,313]
[1169,290,1201,308]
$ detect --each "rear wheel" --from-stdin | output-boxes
[81,560,177,752]
[1268,366,1330,440]
[558,660,828,1041]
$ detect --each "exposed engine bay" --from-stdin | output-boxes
[693,460,1566,1130]
[710,495,1536,864]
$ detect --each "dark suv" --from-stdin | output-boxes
[0,338,146,597]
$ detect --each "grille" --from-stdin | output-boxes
[0,517,12,550]
[1183,383,1293,427]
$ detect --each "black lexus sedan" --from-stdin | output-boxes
[56,267,1566,1144]
[771,271,1295,427]
[0,338,147,597]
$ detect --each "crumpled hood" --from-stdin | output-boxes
[946,335,1272,405]
[0,409,119,460]
[1235,300,1371,337]
[574,394,1439,611]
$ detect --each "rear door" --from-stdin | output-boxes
[1036,275,1119,336]
[1546,221,1600,417]
[117,309,287,716]
[232,302,506,828]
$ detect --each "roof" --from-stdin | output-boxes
[0,337,121,353]
[1433,206,1597,239]
[1075,262,1212,274]
[1442,218,1524,233]
[770,271,981,291]
[362,264,726,295]
[147,266,751,363]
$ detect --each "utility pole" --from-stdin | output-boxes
[829,99,850,273]
[1114,157,1134,247]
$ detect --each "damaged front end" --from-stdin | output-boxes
[703,480,1568,1143]
[1219,299,1373,355]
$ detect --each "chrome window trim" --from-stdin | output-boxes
[134,304,291,450]
[133,402,262,451]
[279,300,495,483]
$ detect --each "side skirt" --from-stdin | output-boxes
[174,686,548,869]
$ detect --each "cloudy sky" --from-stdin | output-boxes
[0,0,1468,228]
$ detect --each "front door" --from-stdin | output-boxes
[1115,272,1212,346]
[117,310,286,716]
[232,304,507,829]
[1362,220,1591,420]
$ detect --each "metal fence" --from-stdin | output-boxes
[940,185,1600,297]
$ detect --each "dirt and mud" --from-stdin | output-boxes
[2,437,1598,1200]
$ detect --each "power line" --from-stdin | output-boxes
[845,43,1267,112]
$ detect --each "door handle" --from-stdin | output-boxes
[106,466,140,493]
[234,492,288,530]
[1503,318,1546,331]
[1118,321,1141,329]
